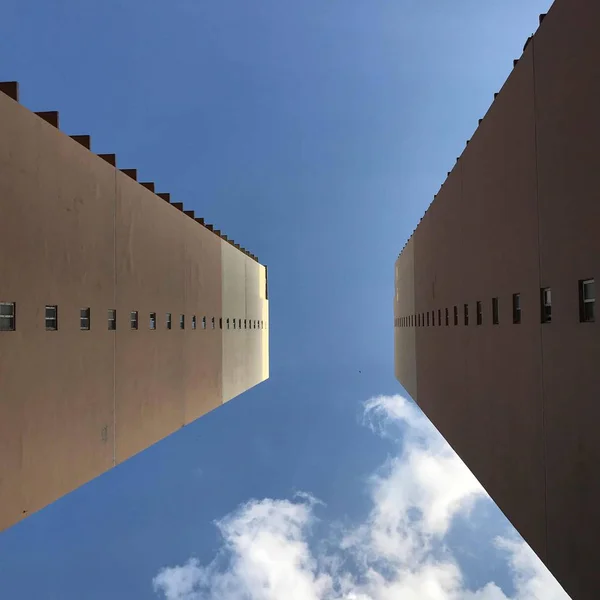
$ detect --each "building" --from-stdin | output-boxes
[0,82,269,533]
[394,0,598,598]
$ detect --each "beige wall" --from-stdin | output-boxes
[394,240,416,400]
[0,88,269,532]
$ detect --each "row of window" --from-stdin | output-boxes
[394,279,595,328]
[0,304,267,332]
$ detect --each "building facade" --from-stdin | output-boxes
[394,0,599,598]
[0,82,269,532]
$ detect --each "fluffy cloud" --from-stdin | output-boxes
[153,394,569,600]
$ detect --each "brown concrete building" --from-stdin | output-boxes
[0,82,269,533]
[394,0,598,598]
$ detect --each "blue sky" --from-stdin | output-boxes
[0,0,569,598]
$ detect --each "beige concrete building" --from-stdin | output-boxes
[0,81,269,532]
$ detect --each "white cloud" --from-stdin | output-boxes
[153,394,570,600]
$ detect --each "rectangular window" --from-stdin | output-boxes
[180,314,185,329]
[579,279,595,322]
[464,304,469,326]
[108,309,116,330]
[166,312,172,330]
[492,297,499,325]
[192,315,197,330]
[45,305,58,330]
[512,294,521,324]
[541,288,551,323]
[445,308,449,326]
[454,306,458,326]
[80,307,91,330]
[476,301,482,325]
[0,302,16,331]
[150,312,157,330]
[130,311,139,330]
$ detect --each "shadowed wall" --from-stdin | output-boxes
[394,0,600,597]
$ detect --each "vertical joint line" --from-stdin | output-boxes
[531,38,548,562]
[112,171,117,467]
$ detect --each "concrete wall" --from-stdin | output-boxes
[394,239,416,400]
[0,88,269,532]
[394,0,600,597]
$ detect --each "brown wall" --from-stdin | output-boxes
[394,0,600,597]
[0,89,269,532]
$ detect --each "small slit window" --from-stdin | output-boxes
[130,311,139,330]
[227,318,230,329]
[180,314,185,329]
[579,279,595,323]
[108,309,117,331]
[150,312,157,330]
[512,294,521,324]
[212,317,215,329]
[0,302,16,331]
[476,301,482,325]
[80,308,91,330]
[464,304,469,326]
[192,315,197,330]
[45,305,58,331]
[454,305,458,326]
[438,309,442,327]
[202,316,207,329]
[541,288,551,323]
[445,308,449,326]
[427,312,430,327]
[166,313,172,330]
[492,297,499,325]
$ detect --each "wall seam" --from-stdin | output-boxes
[182,218,187,427]
[531,37,549,563]
[112,170,117,467]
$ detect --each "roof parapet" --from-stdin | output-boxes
[36,111,59,128]
[0,81,19,101]
[121,168,137,181]
[71,135,91,149]
[99,153,116,166]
